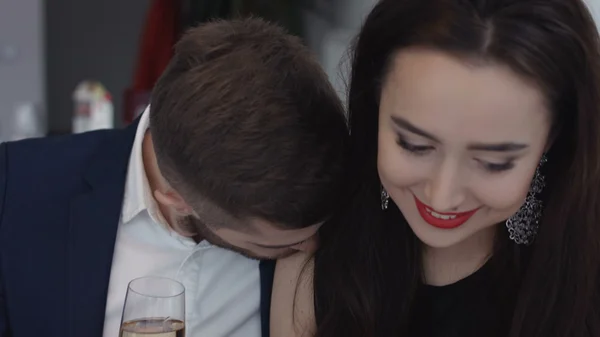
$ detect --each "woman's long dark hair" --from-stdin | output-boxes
[313,0,600,336]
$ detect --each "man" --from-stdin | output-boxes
[0,18,348,337]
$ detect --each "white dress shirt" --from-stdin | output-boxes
[102,107,261,337]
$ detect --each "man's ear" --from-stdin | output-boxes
[153,189,194,215]
[154,189,197,237]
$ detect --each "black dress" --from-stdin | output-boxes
[407,262,511,337]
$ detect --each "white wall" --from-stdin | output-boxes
[584,0,600,28]
[303,0,377,100]
[0,0,45,141]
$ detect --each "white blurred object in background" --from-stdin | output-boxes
[10,102,45,141]
[72,81,114,133]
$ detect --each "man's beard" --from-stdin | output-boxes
[178,215,278,260]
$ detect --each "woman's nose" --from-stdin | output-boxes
[423,164,466,212]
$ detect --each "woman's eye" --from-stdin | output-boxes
[479,160,515,173]
[396,137,434,155]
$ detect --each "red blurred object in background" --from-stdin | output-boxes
[123,0,180,124]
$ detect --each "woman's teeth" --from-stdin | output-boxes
[426,207,457,220]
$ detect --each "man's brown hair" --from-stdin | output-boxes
[149,17,348,229]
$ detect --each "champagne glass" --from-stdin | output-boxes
[119,276,185,337]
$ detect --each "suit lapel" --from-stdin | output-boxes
[260,260,276,337]
[68,120,139,337]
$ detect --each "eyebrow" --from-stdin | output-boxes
[390,115,529,152]
[466,142,528,152]
[391,115,439,142]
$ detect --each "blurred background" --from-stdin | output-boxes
[0,0,599,141]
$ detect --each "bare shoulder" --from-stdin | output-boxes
[270,252,316,337]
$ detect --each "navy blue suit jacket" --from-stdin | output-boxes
[0,120,275,337]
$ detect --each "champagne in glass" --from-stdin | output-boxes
[119,276,185,337]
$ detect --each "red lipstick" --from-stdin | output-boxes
[413,196,479,229]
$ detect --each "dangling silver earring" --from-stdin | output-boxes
[381,186,390,210]
[505,155,547,245]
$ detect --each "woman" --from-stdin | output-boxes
[271,0,600,336]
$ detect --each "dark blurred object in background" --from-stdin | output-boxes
[123,0,304,125]
[184,0,303,38]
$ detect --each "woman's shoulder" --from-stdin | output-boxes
[270,252,316,337]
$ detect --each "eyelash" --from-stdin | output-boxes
[478,160,514,172]
[396,137,515,173]
[396,138,433,156]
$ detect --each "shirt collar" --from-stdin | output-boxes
[121,106,199,250]
[121,105,161,224]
